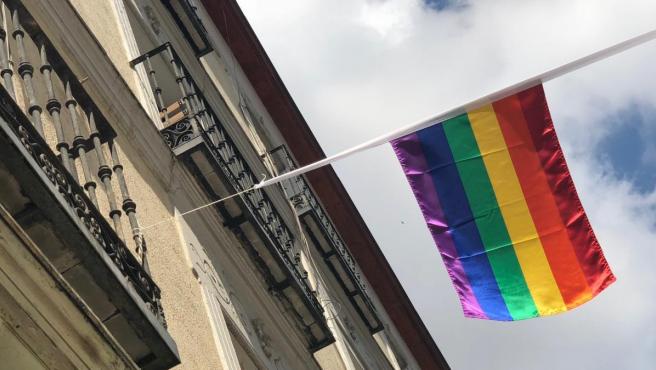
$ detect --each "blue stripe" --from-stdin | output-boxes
[417,121,512,321]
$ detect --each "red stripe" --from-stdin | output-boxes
[517,85,615,295]
[493,95,592,308]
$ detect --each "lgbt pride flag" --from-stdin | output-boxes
[391,84,615,321]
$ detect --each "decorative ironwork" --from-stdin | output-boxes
[302,185,364,287]
[0,86,166,325]
[0,0,163,325]
[162,119,195,148]
[3,0,151,254]
[11,5,43,136]
[133,44,324,322]
[40,43,73,173]
[273,145,383,332]
[86,110,124,240]
[65,81,99,207]
[109,139,145,268]
[199,123,321,314]
[0,11,14,99]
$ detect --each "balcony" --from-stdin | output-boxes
[158,0,383,336]
[269,146,383,333]
[0,1,178,368]
[161,0,212,56]
[131,43,334,351]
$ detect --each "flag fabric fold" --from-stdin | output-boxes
[391,84,615,321]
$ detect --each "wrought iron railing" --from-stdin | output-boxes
[0,0,164,323]
[0,85,165,324]
[272,146,383,332]
[132,43,324,322]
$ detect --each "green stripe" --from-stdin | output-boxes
[443,114,537,320]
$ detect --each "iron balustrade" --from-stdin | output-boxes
[0,0,164,325]
[0,72,166,326]
[271,145,383,332]
[132,43,330,347]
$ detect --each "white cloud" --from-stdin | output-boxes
[358,0,421,44]
[238,0,656,368]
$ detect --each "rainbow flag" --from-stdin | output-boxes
[391,84,615,321]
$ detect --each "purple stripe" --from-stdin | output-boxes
[391,133,486,318]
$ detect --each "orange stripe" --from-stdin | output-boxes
[493,95,592,308]
[469,106,565,315]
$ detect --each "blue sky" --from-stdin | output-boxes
[237,1,656,369]
[597,104,656,193]
[424,0,463,11]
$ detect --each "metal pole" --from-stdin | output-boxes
[255,28,656,189]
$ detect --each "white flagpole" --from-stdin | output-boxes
[253,28,656,190]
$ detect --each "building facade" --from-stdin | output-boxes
[0,0,449,369]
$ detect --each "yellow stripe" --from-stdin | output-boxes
[468,106,567,315]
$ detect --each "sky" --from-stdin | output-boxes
[235,1,656,369]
